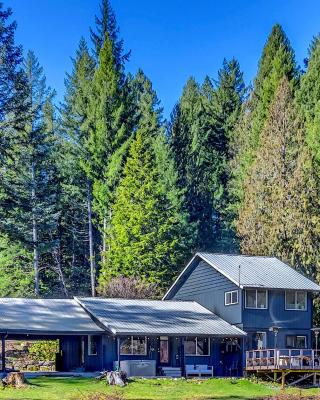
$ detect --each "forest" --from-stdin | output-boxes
[1,0,320,307]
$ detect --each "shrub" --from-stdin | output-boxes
[28,340,59,361]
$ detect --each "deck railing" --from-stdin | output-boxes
[246,349,320,370]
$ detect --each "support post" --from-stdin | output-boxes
[117,337,120,370]
[281,370,285,390]
[1,335,5,372]
[273,371,277,382]
[179,337,185,378]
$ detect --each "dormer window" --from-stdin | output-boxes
[285,291,307,311]
[245,289,268,309]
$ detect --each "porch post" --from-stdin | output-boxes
[1,335,5,372]
[117,337,120,370]
[180,337,185,377]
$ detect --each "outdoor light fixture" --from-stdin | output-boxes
[311,327,320,355]
[269,326,280,349]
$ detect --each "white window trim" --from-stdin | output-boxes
[245,289,268,309]
[286,335,307,349]
[285,291,307,311]
[119,336,147,356]
[185,337,210,356]
[225,290,239,306]
[88,335,98,356]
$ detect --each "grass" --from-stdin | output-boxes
[0,377,320,400]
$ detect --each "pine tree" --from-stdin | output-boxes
[98,72,193,289]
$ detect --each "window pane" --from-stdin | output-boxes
[246,290,256,308]
[88,335,98,355]
[257,290,267,309]
[286,336,295,348]
[231,291,238,304]
[184,337,196,355]
[197,338,209,355]
[296,336,306,348]
[296,292,306,310]
[120,337,132,354]
[225,292,231,305]
[286,291,296,309]
[132,337,146,355]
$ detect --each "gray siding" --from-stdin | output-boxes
[171,260,242,325]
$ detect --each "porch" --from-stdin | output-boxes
[246,348,320,371]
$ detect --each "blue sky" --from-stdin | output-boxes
[7,0,320,118]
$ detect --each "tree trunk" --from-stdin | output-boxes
[53,239,68,298]
[31,162,39,297]
[4,372,27,388]
[87,179,96,297]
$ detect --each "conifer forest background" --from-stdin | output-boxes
[1,1,320,319]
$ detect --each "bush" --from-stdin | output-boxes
[28,340,59,361]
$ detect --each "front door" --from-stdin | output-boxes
[256,332,267,349]
[159,336,170,365]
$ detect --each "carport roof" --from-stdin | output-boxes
[0,298,105,335]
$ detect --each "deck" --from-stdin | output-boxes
[246,349,320,371]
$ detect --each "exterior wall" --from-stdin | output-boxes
[169,260,242,325]
[242,290,313,350]
[101,335,242,376]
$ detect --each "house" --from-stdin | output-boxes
[163,253,320,353]
[1,252,320,378]
[0,296,246,377]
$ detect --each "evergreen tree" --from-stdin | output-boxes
[90,0,130,74]
[60,38,97,296]
[84,31,131,285]
[98,72,193,288]
[0,2,27,147]
[230,24,298,220]
[170,59,245,251]
[0,51,57,296]
[237,78,305,263]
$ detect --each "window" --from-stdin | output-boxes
[285,291,307,311]
[184,337,210,356]
[225,290,239,306]
[245,289,268,309]
[88,335,98,356]
[286,335,307,349]
[120,336,147,355]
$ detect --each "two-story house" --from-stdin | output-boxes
[163,253,320,353]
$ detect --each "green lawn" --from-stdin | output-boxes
[0,377,320,400]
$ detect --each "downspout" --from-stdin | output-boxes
[117,337,120,370]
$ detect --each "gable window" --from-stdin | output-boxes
[184,337,210,356]
[120,336,147,355]
[225,290,239,306]
[88,335,98,356]
[285,291,307,311]
[245,289,268,309]
[286,335,307,349]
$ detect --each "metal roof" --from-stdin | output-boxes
[0,298,105,335]
[76,297,246,337]
[164,253,320,298]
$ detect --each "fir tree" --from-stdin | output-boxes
[98,72,193,288]
[0,51,57,296]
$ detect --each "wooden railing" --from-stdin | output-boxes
[246,349,320,370]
